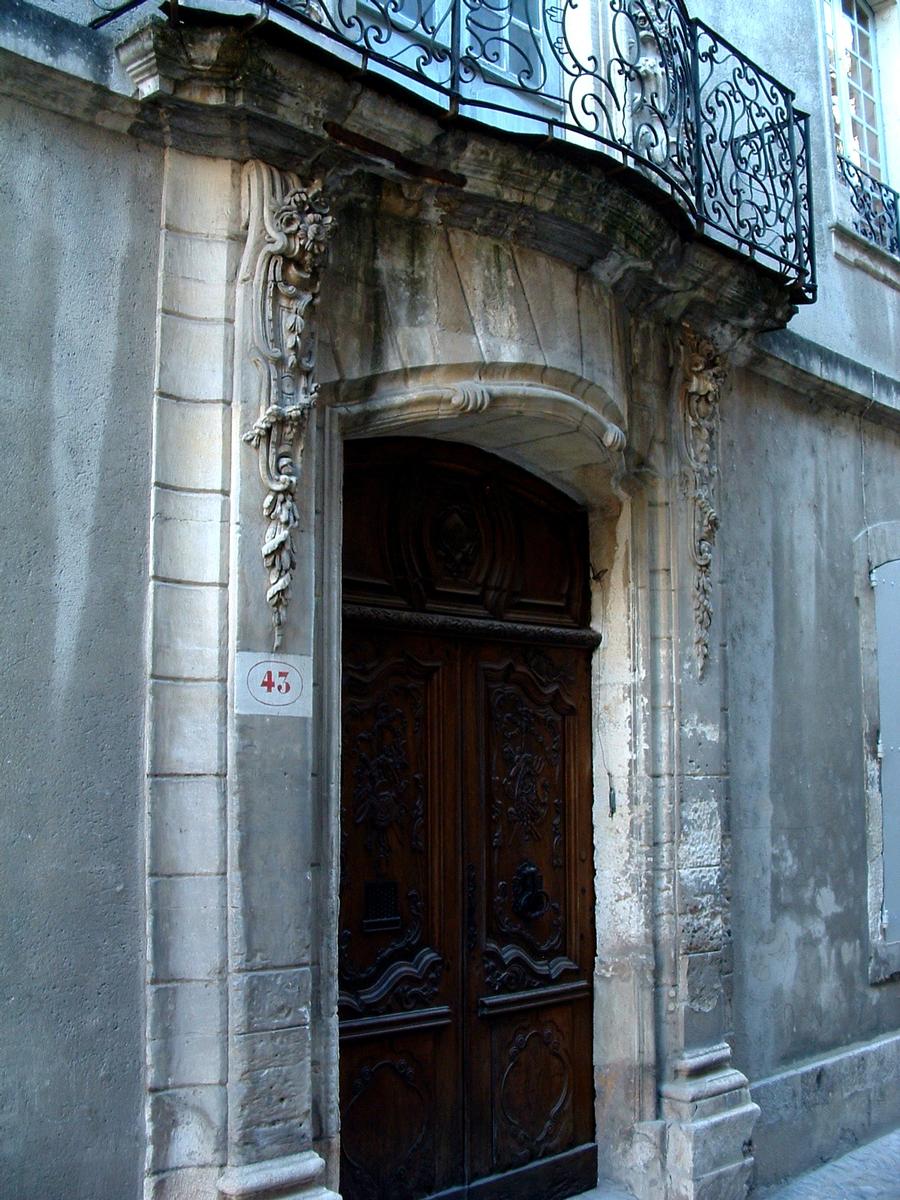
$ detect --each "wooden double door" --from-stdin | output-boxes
[339,440,597,1200]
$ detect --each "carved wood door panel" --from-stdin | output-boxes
[339,439,596,1200]
[338,630,596,1200]
[462,641,595,1200]
[339,628,464,1200]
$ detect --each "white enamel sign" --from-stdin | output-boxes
[234,652,313,718]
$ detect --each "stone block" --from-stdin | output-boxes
[666,1099,758,1186]
[430,259,484,364]
[147,1166,221,1200]
[511,243,584,380]
[678,785,724,870]
[161,232,238,321]
[157,314,233,403]
[683,951,725,1017]
[148,981,227,1089]
[516,430,601,474]
[148,681,225,776]
[231,1029,312,1157]
[447,227,543,364]
[651,634,674,687]
[316,215,402,381]
[649,564,673,596]
[151,488,229,585]
[690,1159,753,1200]
[150,875,226,982]
[231,968,312,1035]
[217,1150,329,1198]
[577,271,619,400]
[148,777,225,876]
[151,582,228,681]
[228,720,314,967]
[462,414,563,451]
[677,712,725,780]
[678,867,727,954]
[149,1085,227,1172]
[163,151,242,239]
[154,396,231,493]
[234,1026,311,1073]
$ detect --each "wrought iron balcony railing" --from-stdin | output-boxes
[836,155,900,258]
[93,0,817,300]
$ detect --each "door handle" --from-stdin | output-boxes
[511,859,550,922]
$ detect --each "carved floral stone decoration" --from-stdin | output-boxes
[242,165,336,649]
[679,325,726,676]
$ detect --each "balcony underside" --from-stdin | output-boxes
[90,0,817,305]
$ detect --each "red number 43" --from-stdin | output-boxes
[259,669,291,695]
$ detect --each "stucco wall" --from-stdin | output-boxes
[0,96,162,1198]
[721,369,900,1182]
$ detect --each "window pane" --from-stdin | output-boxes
[868,131,882,173]
[825,0,885,179]
[851,117,865,160]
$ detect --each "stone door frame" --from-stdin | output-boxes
[142,152,756,1200]
[312,363,646,1192]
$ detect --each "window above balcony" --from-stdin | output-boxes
[823,0,900,258]
[825,0,886,179]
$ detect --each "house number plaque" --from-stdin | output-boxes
[234,652,313,717]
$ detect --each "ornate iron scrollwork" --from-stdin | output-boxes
[242,0,814,296]
[837,155,900,257]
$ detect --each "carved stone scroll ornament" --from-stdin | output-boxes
[679,326,726,676]
[241,163,336,650]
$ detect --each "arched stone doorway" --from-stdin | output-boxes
[337,438,598,1200]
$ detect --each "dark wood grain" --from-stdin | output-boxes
[339,440,596,1200]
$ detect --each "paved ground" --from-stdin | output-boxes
[757,1128,900,1200]
[579,1128,900,1200]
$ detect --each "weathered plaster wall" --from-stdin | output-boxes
[720,369,900,1184]
[0,96,162,1198]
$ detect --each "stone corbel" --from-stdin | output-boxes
[241,161,336,651]
[678,325,727,677]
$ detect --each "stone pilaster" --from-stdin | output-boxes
[218,160,339,1200]
[143,148,241,1200]
[658,325,758,1200]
